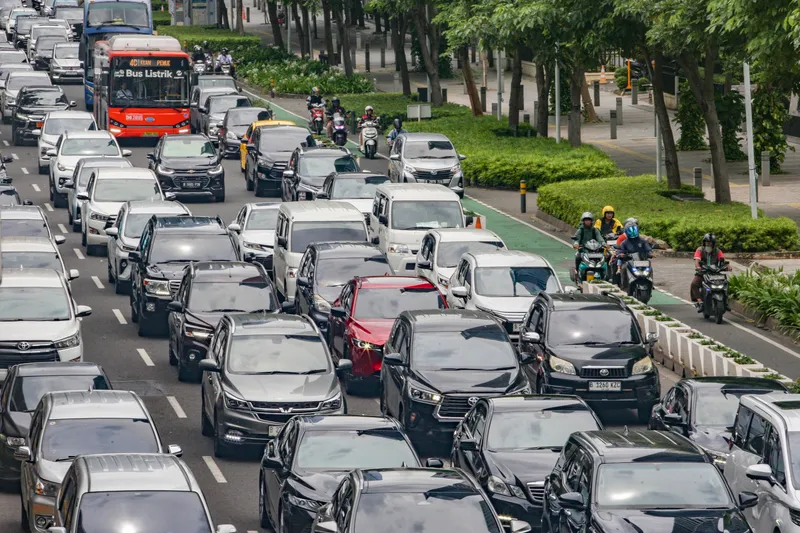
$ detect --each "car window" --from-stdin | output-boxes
[472,403,487,443]
[733,406,753,448]
[766,428,786,487]
[745,413,770,456]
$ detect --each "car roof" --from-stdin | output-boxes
[93,168,155,180]
[152,216,224,233]
[14,362,104,377]
[127,200,189,215]
[741,394,800,431]
[682,377,790,392]
[248,201,281,210]
[295,415,402,432]
[575,430,706,463]
[360,468,474,493]
[77,157,130,169]
[62,130,114,139]
[470,250,550,268]
[163,134,209,143]
[330,172,388,180]
[192,261,265,282]
[20,85,62,93]
[543,293,626,311]
[45,390,147,420]
[77,454,195,493]
[0,206,45,219]
[229,313,317,336]
[401,309,498,332]
[45,110,92,120]
[297,146,351,158]
[0,235,56,251]
[199,86,237,95]
[279,200,364,221]
[257,125,306,135]
[0,268,63,287]
[400,132,452,143]
[487,395,593,413]
[431,228,502,243]
[355,276,436,290]
[376,183,460,201]
[314,242,382,258]
[7,70,49,78]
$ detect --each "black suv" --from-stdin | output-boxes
[517,293,659,423]
[281,145,359,202]
[167,261,281,382]
[379,309,531,452]
[245,125,313,197]
[147,134,225,202]
[542,430,757,533]
[128,216,238,336]
[11,85,74,145]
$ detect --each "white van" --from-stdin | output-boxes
[273,201,369,303]
[369,183,471,273]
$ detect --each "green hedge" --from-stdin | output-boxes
[339,93,471,126]
[241,59,374,94]
[153,11,171,29]
[730,268,800,336]
[537,175,800,251]
[157,26,261,51]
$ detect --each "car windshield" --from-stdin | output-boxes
[0,287,70,321]
[208,95,249,113]
[227,334,330,374]
[413,326,516,371]
[52,44,78,59]
[245,209,278,230]
[123,212,176,239]
[596,463,731,509]
[44,117,95,134]
[188,280,277,313]
[786,432,800,490]
[474,266,560,297]
[436,241,504,268]
[19,90,66,107]
[294,430,419,469]
[487,407,599,451]
[0,190,20,205]
[694,388,782,427]
[331,175,389,199]
[77,161,130,187]
[161,138,216,158]
[150,235,237,263]
[227,108,264,127]
[197,78,237,90]
[77,492,211,533]
[299,155,358,178]
[316,256,392,287]
[10,375,110,412]
[0,219,48,238]
[53,7,81,19]
[16,17,46,33]
[41,418,158,461]
[258,131,308,152]
[404,140,457,159]
[61,137,119,156]
[93,179,160,202]
[0,51,26,63]
[548,309,641,346]
[1,251,61,271]
[391,201,463,230]
[86,1,149,27]
[290,221,367,253]
[7,75,50,90]
[355,492,502,533]
[34,37,66,55]
[353,287,446,319]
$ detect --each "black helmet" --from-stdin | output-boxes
[221,48,229,54]
[193,45,201,52]
[332,97,340,107]
[202,40,209,47]
[394,118,402,130]
[702,233,716,246]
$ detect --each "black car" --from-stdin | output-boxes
[295,242,392,335]
[379,309,532,451]
[649,376,789,468]
[311,468,531,533]
[282,145,359,202]
[259,415,441,532]
[202,93,251,139]
[147,134,225,202]
[0,362,110,485]
[167,260,281,382]
[128,215,238,336]
[452,396,603,530]
[11,85,74,145]
[517,292,660,423]
[542,430,757,533]
[245,125,313,197]
[216,106,269,158]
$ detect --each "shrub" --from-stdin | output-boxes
[338,93,470,126]
[637,77,650,90]
[153,11,171,29]
[615,66,628,91]
[240,59,374,94]
[536,175,800,252]
[753,85,793,172]
[730,268,800,336]
[716,90,746,161]
[157,26,261,51]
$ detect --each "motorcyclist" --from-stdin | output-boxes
[617,224,653,289]
[571,212,604,272]
[215,48,235,76]
[595,205,623,235]
[616,217,638,247]
[191,44,206,63]
[306,86,323,109]
[358,106,377,146]
[691,233,730,311]
[326,96,347,137]
[386,118,407,148]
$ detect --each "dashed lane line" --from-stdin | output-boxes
[57,224,67,233]
[137,348,155,366]
[202,456,228,483]
[73,248,84,259]
[44,203,53,212]
[112,308,127,324]
[10,153,17,159]
[20,167,28,175]
[91,276,104,289]
[2,140,8,146]
[31,183,39,191]
[167,396,187,418]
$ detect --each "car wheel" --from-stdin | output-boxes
[200,390,213,437]
[168,344,178,366]
[638,402,655,425]
[259,475,272,529]
[85,244,96,257]
[138,311,156,337]
[12,127,19,146]
[215,190,225,202]
[107,261,115,283]
[213,413,228,458]
[254,178,264,197]
[72,211,81,232]
[379,386,389,416]
[178,355,200,383]
[53,192,66,209]
[81,227,86,247]
[37,163,46,175]
[68,210,73,225]
[49,181,54,201]
[114,276,125,295]
[246,169,254,191]
[130,293,139,323]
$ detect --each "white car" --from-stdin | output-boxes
[414,228,505,292]
[0,205,64,245]
[48,42,82,83]
[35,109,96,174]
[5,7,36,40]
[446,250,563,339]
[0,235,77,282]
[66,156,131,231]
[78,167,166,256]
[227,201,279,271]
[316,171,390,215]
[48,130,130,209]
[26,24,68,62]
[0,268,91,363]
[1,70,51,123]
[105,199,191,294]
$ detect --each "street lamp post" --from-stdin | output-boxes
[743,62,758,219]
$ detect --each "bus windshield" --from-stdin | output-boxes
[86,1,149,28]
[110,55,189,107]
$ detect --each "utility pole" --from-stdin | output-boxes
[743,62,758,219]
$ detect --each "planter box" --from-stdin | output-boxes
[735,363,767,378]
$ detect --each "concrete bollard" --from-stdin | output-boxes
[694,167,703,190]
[480,86,487,112]
[393,72,400,92]
[523,114,530,124]
[610,110,617,139]
[491,103,498,116]
[386,32,391,49]
[762,151,771,186]
[246,7,250,22]
[411,53,416,68]
[631,83,638,105]
[356,30,362,50]
[442,87,447,103]
[364,43,370,72]
[593,80,600,107]
[616,97,623,126]
[380,47,385,68]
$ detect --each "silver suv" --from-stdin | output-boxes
[724,393,800,533]
[387,132,466,197]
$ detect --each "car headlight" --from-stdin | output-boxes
[143,278,170,296]
[242,241,272,252]
[314,294,331,313]
[185,326,212,341]
[438,275,450,288]
[89,211,108,221]
[223,391,249,410]
[15,111,28,120]
[209,164,223,175]
[0,434,25,447]
[353,339,378,351]
[54,332,80,349]
[35,479,59,497]
[320,392,342,411]
[287,494,322,511]
[6,96,14,105]
[409,385,441,404]
[388,243,410,254]
[549,355,577,375]
[156,165,174,175]
[632,356,654,375]
[508,382,532,395]
[57,162,69,171]
[704,448,728,467]
[226,130,238,140]
[404,165,416,174]
[487,476,526,499]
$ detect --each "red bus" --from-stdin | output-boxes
[92,34,190,138]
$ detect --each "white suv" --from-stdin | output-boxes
[414,228,505,292]
[35,110,96,174]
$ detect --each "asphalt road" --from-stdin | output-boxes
[0,82,677,533]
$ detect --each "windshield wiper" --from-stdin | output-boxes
[564,341,611,346]
[159,259,194,263]
[208,308,245,313]
[297,369,327,374]
[518,446,563,451]
[248,308,276,314]
[439,366,515,371]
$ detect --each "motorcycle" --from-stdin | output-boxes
[570,239,607,284]
[603,232,619,281]
[698,262,729,324]
[620,252,653,303]
[331,112,348,147]
[359,117,379,158]
[217,61,234,78]
[192,60,207,85]
[309,103,325,135]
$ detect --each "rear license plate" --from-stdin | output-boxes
[142,132,158,137]
[589,381,621,392]
[268,425,282,437]
[586,274,595,281]
[35,121,43,127]
[183,182,201,188]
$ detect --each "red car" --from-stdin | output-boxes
[328,276,447,394]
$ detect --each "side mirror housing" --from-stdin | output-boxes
[389,154,400,161]
[146,152,155,160]
[75,305,92,317]
[68,269,80,281]
[127,251,141,263]
[62,179,74,189]
[296,276,310,288]
[746,463,775,484]
[336,359,353,376]
[199,106,207,113]
[509,520,531,533]
[450,286,468,298]
[46,148,56,156]
[75,192,89,201]
[23,200,32,205]
[663,412,685,426]
[330,306,346,319]
[371,236,379,245]
[13,445,30,461]
[378,214,388,226]
[198,359,220,373]
[164,192,177,201]
[280,301,295,313]
[167,444,183,457]
[28,129,40,137]
[558,492,585,511]
[228,223,241,233]
[122,149,132,157]
[738,491,758,510]
[105,227,118,237]
[167,301,184,313]
[190,102,198,108]
[315,192,328,199]
[246,143,255,151]
[646,332,659,344]
[54,235,66,245]
[465,215,474,226]
[458,438,478,452]
[416,259,431,270]
[69,100,76,107]
[522,331,541,343]
[458,154,467,161]
[425,458,444,468]
[277,236,287,248]
[383,352,406,366]
[282,169,295,179]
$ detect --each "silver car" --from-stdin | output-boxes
[1,70,51,123]
[36,110,96,174]
[414,228,506,292]
[0,205,63,245]
[227,201,279,271]
[387,132,467,197]
[106,200,191,294]
[0,235,78,281]
[48,42,81,83]
[65,156,129,231]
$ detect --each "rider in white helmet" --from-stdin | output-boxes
[358,105,377,147]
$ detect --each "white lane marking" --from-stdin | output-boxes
[31,183,39,191]
[44,202,53,212]
[137,348,155,366]
[202,456,228,483]
[73,248,84,259]
[20,167,28,175]
[167,396,187,418]
[112,308,127,324]
[2,140,8,146]
[58,223,67,233]
[10,153,17,160]
[91,276,104,289]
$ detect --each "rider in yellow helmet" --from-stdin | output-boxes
[595,205,623,235]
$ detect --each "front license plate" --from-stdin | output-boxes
[589,381,621,392]
[183,182,201,188]
[142,132,158,137]
[35,121,43,128]
[268,425,282,437]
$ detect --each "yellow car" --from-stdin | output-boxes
[240,119,296,171]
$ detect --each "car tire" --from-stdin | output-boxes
[68,210,73,225]
[254,178,264,197]
[200,391,213,437]
[138,312,156,337]
[53,192,66,209]
[38,163,46,175]
[169,345,178,366]
[114,276,125,295]
[49,181,54,201]
[379,387,388,416]
[213,413,228,458]
[72,211,81,232]
[215,190,225,202]
[107,261,114,283]
[246,170,254,191]
[130,293,139,323]
[259,475,272,529]
[85,244,96,257]
[178,356,200,383]
[12,127,20,146]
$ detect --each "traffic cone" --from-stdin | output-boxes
[600,65,607,84]
[475,216,482,229]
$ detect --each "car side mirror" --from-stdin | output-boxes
[277,236,287,248]
[76,192,89,201]
[216,526,237,533]
[315,192,328,199]
[122,149,132,157]
[190,102,198,108]
[127,251,141,263]
[29,129,40,137]
[746,463,775,484]
[417,259,431,270]
[646,332,658,344]
[62,179,74,189]
[282,169,295,179]
[216,121,223,128]
[227,223,241,233]
[23,200,32,205]
[243,252,256,262]
[458,154,467,161]
[458,438,478,452]
[330,306,346,319]
[389,154,400,161]
[13,445,30,461]
[164,192,177,201]
[314,521,338,533]
[199,106,207,113]
[509,520,531,533]
[738,491,758,510]
[663,412,685,427]
[75,305,91,317]
[167,300,184,313]
[296,276,310,288]
[54,235,66,245]
[378,214,388,225]
[280,301,295,313]
[46,148,57,157]
[146,152,155,160]
[68,100,76,107]
[425,458,443,468]
[68,269,80,281]
[336,359,352,376]
[383,352,406,366]
[198,359,220,373]
[522,331,541,343]
[105,227,118,237]
[450,286,468,298]
[167,444,183,457]
[558,492,585,511]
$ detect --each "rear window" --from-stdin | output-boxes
[289,221,367,253]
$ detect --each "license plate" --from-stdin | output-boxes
[589,381,621,392]
[632,261,650,268]
[587,253,604,259]
[183,182,201,188]
[35,121,43,127]
[586,274,595,281]
[268,425,282,437]
[142,132,158,137]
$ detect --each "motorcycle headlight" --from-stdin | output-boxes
[54,332,80,349]
[710,284,725,289]
[486,476,526,499]
[287,494,323,511]
[90,211,108,221]
[209,164,223,175]
[223,391,249,410]
[156,165,174,175]
[388,243,410,254]
[0,434,25,447]
[321,392,342,411]
[314,294,331,313]
[143,278,170,296]
[632,356,654,375]
[409,385,442,404]
[549,355,577,375]
[35,479,59,497]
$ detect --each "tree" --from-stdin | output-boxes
[267,1,285,48]
[411,0,444,105]
[367,0,413,95]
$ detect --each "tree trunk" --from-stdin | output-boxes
[375,13,381,33]
[536,62,549,137]
[322,0,334,65]
[460,46,482,116]
[220,0,230,29]
[508,46,523,127]
[356,0,365,28]
[649,48,681,189]
[291,4,305,56]
[334,4,353,76]
[411,1,441,105]
[234,0,242,33]
[301,6,311,57]
[392,16,410,95]
[568,66,583,147]
[266,2,284,48]
[679,48,731,203]
[581,78,598,122]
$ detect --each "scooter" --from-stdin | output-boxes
[603,232,618,281]
[331,112,348,146]
[309,103,325,135]
[698,262,729,324]
[359,117,379,158]
[570,239,607,284]
[192,60,207,85]
[620,252,653,303]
